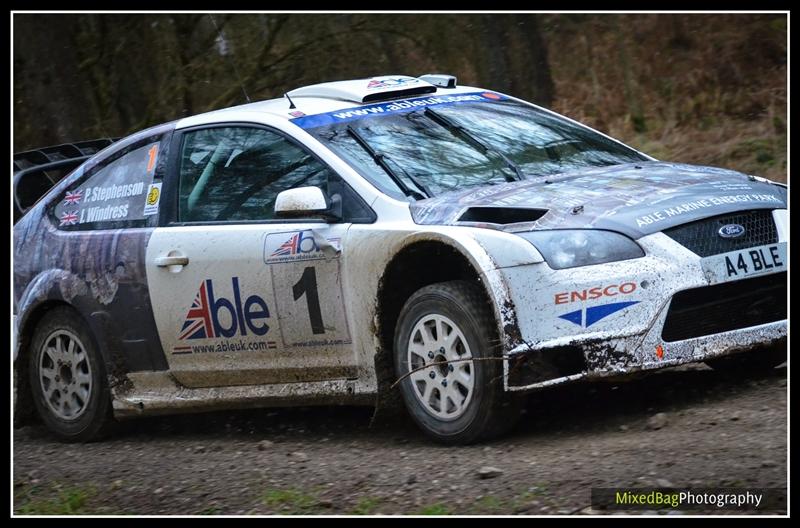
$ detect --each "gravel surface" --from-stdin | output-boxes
[13,364,787,515]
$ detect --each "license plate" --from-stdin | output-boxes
[701,242,787,283]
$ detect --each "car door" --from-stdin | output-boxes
[145,124,374,388]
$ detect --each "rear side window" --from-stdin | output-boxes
[178,126,373,223]
[52,140,164,230]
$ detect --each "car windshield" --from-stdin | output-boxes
[301,95,649,200]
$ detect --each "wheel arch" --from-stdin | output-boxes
[15,281,122,428]
[372,234,517,409]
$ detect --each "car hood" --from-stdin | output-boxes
[410,161,787,239]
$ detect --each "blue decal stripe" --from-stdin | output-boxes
[558,309,583,326]
[585,301,639,327]
[290,91,505,129]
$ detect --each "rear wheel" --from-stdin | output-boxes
[705,342,787,373]
[394,281,522,444]
[28,307,114,442]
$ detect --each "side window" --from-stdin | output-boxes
[52,140,164,230]
[179,127,325,222]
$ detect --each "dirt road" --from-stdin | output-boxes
[13,364,787,515]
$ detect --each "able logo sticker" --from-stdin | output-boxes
[143,182,162,216]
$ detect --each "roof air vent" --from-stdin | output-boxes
[287,75,437,104]
[419,74,457,89]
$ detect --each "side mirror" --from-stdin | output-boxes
[274,186,342,222]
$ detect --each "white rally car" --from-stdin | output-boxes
[13,75,787,444]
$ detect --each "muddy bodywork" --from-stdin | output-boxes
[346,226,544,394]
[13,201,168,381]
[405,161,788,392]
[13,125,176,425]
[14,124,175,368]
[13,204,168,424]
[12,79,788,422]
[411,161,787,238]
[505,322,787,391]
[16,214,165,361]
[490,218,788,391]
[98,224,536,418]
[112,371,371,418]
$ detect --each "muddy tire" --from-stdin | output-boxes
[705,342,787,373]
[28,307,114,442]
[394,280,522,444]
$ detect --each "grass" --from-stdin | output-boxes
[416,503,452,515]
[470,495,504,514]
[262,487,384,515]
[349,497,383,515]
[262,488,319,514]
[15,484,95,515]
[458,486,551,514]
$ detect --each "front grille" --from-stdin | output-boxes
[663,210,778,257]
[661,272,786,342]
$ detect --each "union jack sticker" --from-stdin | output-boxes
[63,190,82,205]
[179,280,214,340]
[271,232,301,257]
[59,211,79,226]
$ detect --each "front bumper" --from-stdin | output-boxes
[504,306,785,392]
[488,214,788,391]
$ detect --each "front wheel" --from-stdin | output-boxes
[28,307,114,442]
[394,281,522,444]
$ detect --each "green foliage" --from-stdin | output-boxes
[732,139,775,165]
[416,503,452,515]
[15,484,94,515]
[470,495,504,513]
[262,488,319,514]
[349,497,383,515]
[631,114,647,134]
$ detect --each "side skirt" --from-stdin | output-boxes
[111,372,373,418]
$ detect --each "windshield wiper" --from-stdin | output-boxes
[346,125,430,200]
[423,107,525,182]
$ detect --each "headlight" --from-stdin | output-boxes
[516,229,644,269]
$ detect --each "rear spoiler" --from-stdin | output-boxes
[13,138,120,223]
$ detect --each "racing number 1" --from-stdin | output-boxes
[293,266,325,334]
[146,144,159,173]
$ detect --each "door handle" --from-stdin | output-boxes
[155,255,189,267]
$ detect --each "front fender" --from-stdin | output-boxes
[378,226,544,351]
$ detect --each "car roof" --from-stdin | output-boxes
[175,75,487,129]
